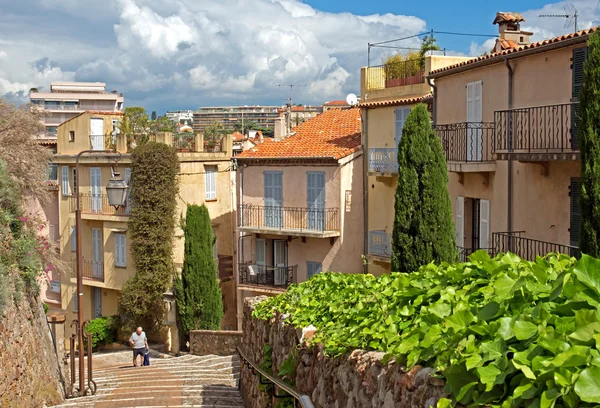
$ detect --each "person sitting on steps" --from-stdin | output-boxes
[129,327,148,367]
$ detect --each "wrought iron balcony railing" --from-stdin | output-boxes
[238,263,296,288]
[72,259,104,282]
[238,205,339,233]
[435,122,495,163]
[369,148,398,173]
[368,230,392,258]
[366,59,425,91]
[491,232,579,261]
[71,194,129,216]
[494,102,580,154]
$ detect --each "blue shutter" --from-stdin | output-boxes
[307,172,325,230]
[264,172,282,228]
[307,261,322,279]
[62,166,70,196]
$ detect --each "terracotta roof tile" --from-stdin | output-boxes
[231,131,245,142]
[358,93,431,108]
[236,108,361,160]
[429,26,599,77]
[495,38,520,51]
[493,12,525,24]
[323,100,349,106]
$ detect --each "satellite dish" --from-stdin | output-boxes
[346,93,358,106]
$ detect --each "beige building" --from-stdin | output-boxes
[54,111,237,349]
[30,82,124,143]
[193,105,280,134]
[428,14,595,260]
[234,108,364,328]
[359,54,472,275]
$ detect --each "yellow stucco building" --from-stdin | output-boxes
[54,111,237,349]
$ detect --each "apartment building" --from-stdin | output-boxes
[234,108,364,328]
[359,54,472,275]
[54,111,237,349]
[428,13,594,261]
[166,110,194,124]
[193,105,280,134]
[30,82,124,143]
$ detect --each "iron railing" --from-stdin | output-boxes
[435,122,495,162]
[369,148,398,173]
[491,232,579,261]
[369,230,392,258]
[239,205,339,232]
[494,102,580,154]
[236,347,315,408]
[238,263,296,288]
[73,259,104,282]
[366,59,424,91]
[457,247,490,262]
[71,194,129,216]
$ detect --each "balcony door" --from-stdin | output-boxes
[466,81,483,161]
[91,228,103,279]
[273,240,287,286]
[92,287,102,318]
[90,168,102,213]
[90,118,104,151]
[307,172,325,231]
[456,196,490,260]
[264,171,283,228]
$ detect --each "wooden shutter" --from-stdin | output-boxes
[307,261,322,279]
[124,168,131,213]
[474,81,483,122]
[205,166,217,200]
[62,166,70,196]
[456,196,465,248]
[115,233,126,267]
[466,82,475,122]
[73,288,78,312]
[395,108,410,146]
[256,238,266,266]
[71,226,76,252]
[479,199,490,249]
[570,178,581,247]
[572,47,588,99]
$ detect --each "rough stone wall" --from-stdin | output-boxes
[189,330,243,356]
[241,296,447,408]
[0,282,65,407]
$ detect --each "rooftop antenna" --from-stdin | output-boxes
[540,3,579,32]
[276,84,306,107]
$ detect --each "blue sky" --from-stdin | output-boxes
[0,0,598,113]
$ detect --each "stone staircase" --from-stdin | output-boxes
[50,352,245,407]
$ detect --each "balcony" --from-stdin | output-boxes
[70,194,129,217]
[71,259,104,283]
[494,103,580,161]
[369,148,398,175]
[238,205,340,238]
[368,230,392,261]
[435,122,496,173]
[238,263,297,290]
[491,232,579,261]
[365,59,425,92]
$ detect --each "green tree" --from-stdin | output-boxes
[150,115,176,133]
[419,34,441,69]
[204,121,226,148]
[151,111,157,121]
[119,107,149,149]
[580,32,600,256]
[391,104,456,272]
[118,142,180,333]
[176,205,223,339]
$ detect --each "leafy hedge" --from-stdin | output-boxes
[253,252,600,407]
[84,316,117,350]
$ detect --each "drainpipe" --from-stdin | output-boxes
[362,108,369,274]
[505,58,514,236]
[426,77,437,126]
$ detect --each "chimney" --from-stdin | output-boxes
[492,12,532,53]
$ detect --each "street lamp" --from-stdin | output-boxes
[72,150,127,397]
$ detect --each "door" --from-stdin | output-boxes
[255,238,266,284]
[307,172,325,230]
[90,168,102,213]
[273,240,287,286]
[90,118,104,150]
[92,287,102,318]
[124,168,131,214]
[467,81,483,161]
[479,199,490,250]
[264,172,283,228]
[92,228,103,279]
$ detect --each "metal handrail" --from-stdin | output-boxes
[236,347,315,408]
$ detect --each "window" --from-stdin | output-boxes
[394,108,410,146]
[307,261,322,279]
[466,81,483,161]
[69,131,75,142]
[73,288,78,312]
[61,166,70,196]
[71,227,76,252]
[205,166,217,200]
[48,164,58,182]
[114,233,127,267]
[72,168,77,192]
[47,126,57,135]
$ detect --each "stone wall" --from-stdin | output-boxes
[240,296,447,408]
[0,280,65,407]
[189,330,243,356]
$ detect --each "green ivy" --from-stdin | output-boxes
[254,251,600,407]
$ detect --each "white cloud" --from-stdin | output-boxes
[469,38,497,57]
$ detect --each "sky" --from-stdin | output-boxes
[1,0,599,113]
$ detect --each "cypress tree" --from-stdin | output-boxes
[580,32,600,256]
[391,103,456,272]
[177,204,223,337]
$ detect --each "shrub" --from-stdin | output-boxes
[84,316,117,350]
[384,52,421,79]
[253,252,600,407]
[391,104,456,272]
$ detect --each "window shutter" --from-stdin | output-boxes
[124,168,131,214]
[395,108,410,146]
[256,239,266,266]
[307,261,322,279]
[205,166,217,200]
[455,196,465,248]
[62,166,70,196]
[73,288,78,312]
[71,226,76,252]
[115,234,126,267]
[474,81,482,122]
[570,178,581,248]
[466,82,475,123]
[572,47,588,99]
[479,199,490,249]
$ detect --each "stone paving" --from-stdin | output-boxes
[50,351,244,408]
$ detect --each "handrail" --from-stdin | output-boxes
[236,346,315,408]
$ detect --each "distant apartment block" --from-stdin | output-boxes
[166,110,194,124]
[30,82,124,142]
[193,105,280,134]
